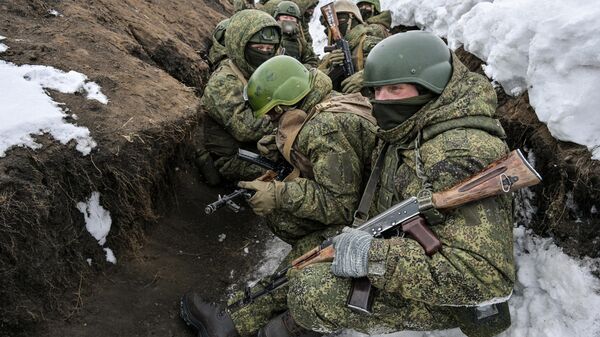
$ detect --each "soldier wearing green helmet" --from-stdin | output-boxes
[273,1,318,67]
[207,18,230,68]
[280,31,514,336]
[181,55,377,337]
[197,10,281,184]
[354,0,392,32]
[318,0,386,91]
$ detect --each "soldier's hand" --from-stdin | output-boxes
[237,180,285,216]
[341,70,364,93]
[318,49,345,70]
[331,227,373,278]
[257,135,280,162]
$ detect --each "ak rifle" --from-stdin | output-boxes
[228,149,542,312]
[204,150,292,215]
[321,2,355,79]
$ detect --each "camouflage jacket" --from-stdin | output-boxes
[277,70,378,226]
[366,55,515,307]
[280,33,318,68]
[366,10,392,32]
[201,10,276,147]
[207,37,227,68]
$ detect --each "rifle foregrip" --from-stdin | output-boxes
[402,216,442,256]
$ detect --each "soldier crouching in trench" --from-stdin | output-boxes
[181,31,515,337]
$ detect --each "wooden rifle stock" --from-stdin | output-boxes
[320,3,342,41]
[432,149,542,210]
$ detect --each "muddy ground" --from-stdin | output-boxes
[36,169,274,337]
[1,1,599,337]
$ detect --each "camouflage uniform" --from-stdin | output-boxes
[280,33,318,68]
[287,55,515,336]
[294,0,318,44]
[230,69,378,336]
[200,10,277,182]
[365,10,392,36]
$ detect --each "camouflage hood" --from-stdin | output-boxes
[208,37,227,66]
[225,9,280,78]
[295,0,318,15]
[344,23,369,49]
[300,68,333,112]
[366,10,392,29]
[377,54,499,145]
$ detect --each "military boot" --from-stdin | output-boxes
[257,311,320,337]
[180,292,240,337]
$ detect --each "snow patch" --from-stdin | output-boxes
[77,192,112,246]
[104,247,117,264]
[218,233,227,242]
[248,235,291,285]
[0,35,6,53]
[0,60,108,156]
[47,9,63,17]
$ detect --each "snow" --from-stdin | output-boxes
[377,0,600,160]
[104,247,117,264]
[47,9,63,17]
[0,57,107,156]
[77,192,112,246]
[218,233,227,242]
[77,192,117,264]
[0,35,7,53]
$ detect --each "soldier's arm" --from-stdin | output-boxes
[367,131,515,306]
[278,119,366,225]
[202,71,273,143]
[300,38,319,68]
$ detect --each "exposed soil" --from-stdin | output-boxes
[36,169,269,337]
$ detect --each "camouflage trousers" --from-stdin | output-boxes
[229,229,458,336]
[264,211,341,245]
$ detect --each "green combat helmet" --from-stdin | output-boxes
[274,1,301,20]
[245,55,311,117]
[363,31,452,94]
[356,0,380,13]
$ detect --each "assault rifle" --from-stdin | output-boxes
[228,149,542,312]
[321,2,355,81]
[204,149,293,215]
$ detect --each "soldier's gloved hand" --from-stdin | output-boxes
[331,227,373,278]
[237,180,285,216]
[257,135,280,162]
[318,49,345,71]
[341,70,364,93]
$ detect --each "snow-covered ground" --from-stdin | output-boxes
[0,37,107,157]
[311,0,600,160]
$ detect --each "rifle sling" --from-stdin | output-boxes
[352,143,389,227]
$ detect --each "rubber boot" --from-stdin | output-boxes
[180,292,240,337]
[257,311,320,337]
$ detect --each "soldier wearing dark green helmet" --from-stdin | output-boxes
[318,0,386,92]
[354,0,392,33]
[282,31,515,336]
[196,10,281,184]
[181,55,378,337]
[273,1,318,67]
[207,18,230,68]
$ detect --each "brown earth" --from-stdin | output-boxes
[1,3,599,337]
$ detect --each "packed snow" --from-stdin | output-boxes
[311,0,600,160]
[0,35,7,53]
[0,45,107,156]
[77,192,117,264]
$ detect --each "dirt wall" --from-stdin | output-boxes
[0,0,232,334]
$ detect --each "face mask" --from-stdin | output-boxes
[360,8,374,21]
[337,14,351,36]
[245,46,277,69]
[280,20,299,35]
[371,94,436,130]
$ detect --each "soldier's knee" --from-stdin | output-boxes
[287,264,339,332]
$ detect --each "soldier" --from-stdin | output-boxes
[273,1,318,67]
[198,10,281,183]
[207,18,230,68]
[288,31,515,336]
[182,32,515,337]
[296,0,318,44]
[317,0,384,91]
[233,0,256,12]
[180,55,377,337]
[355,0,392,33]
